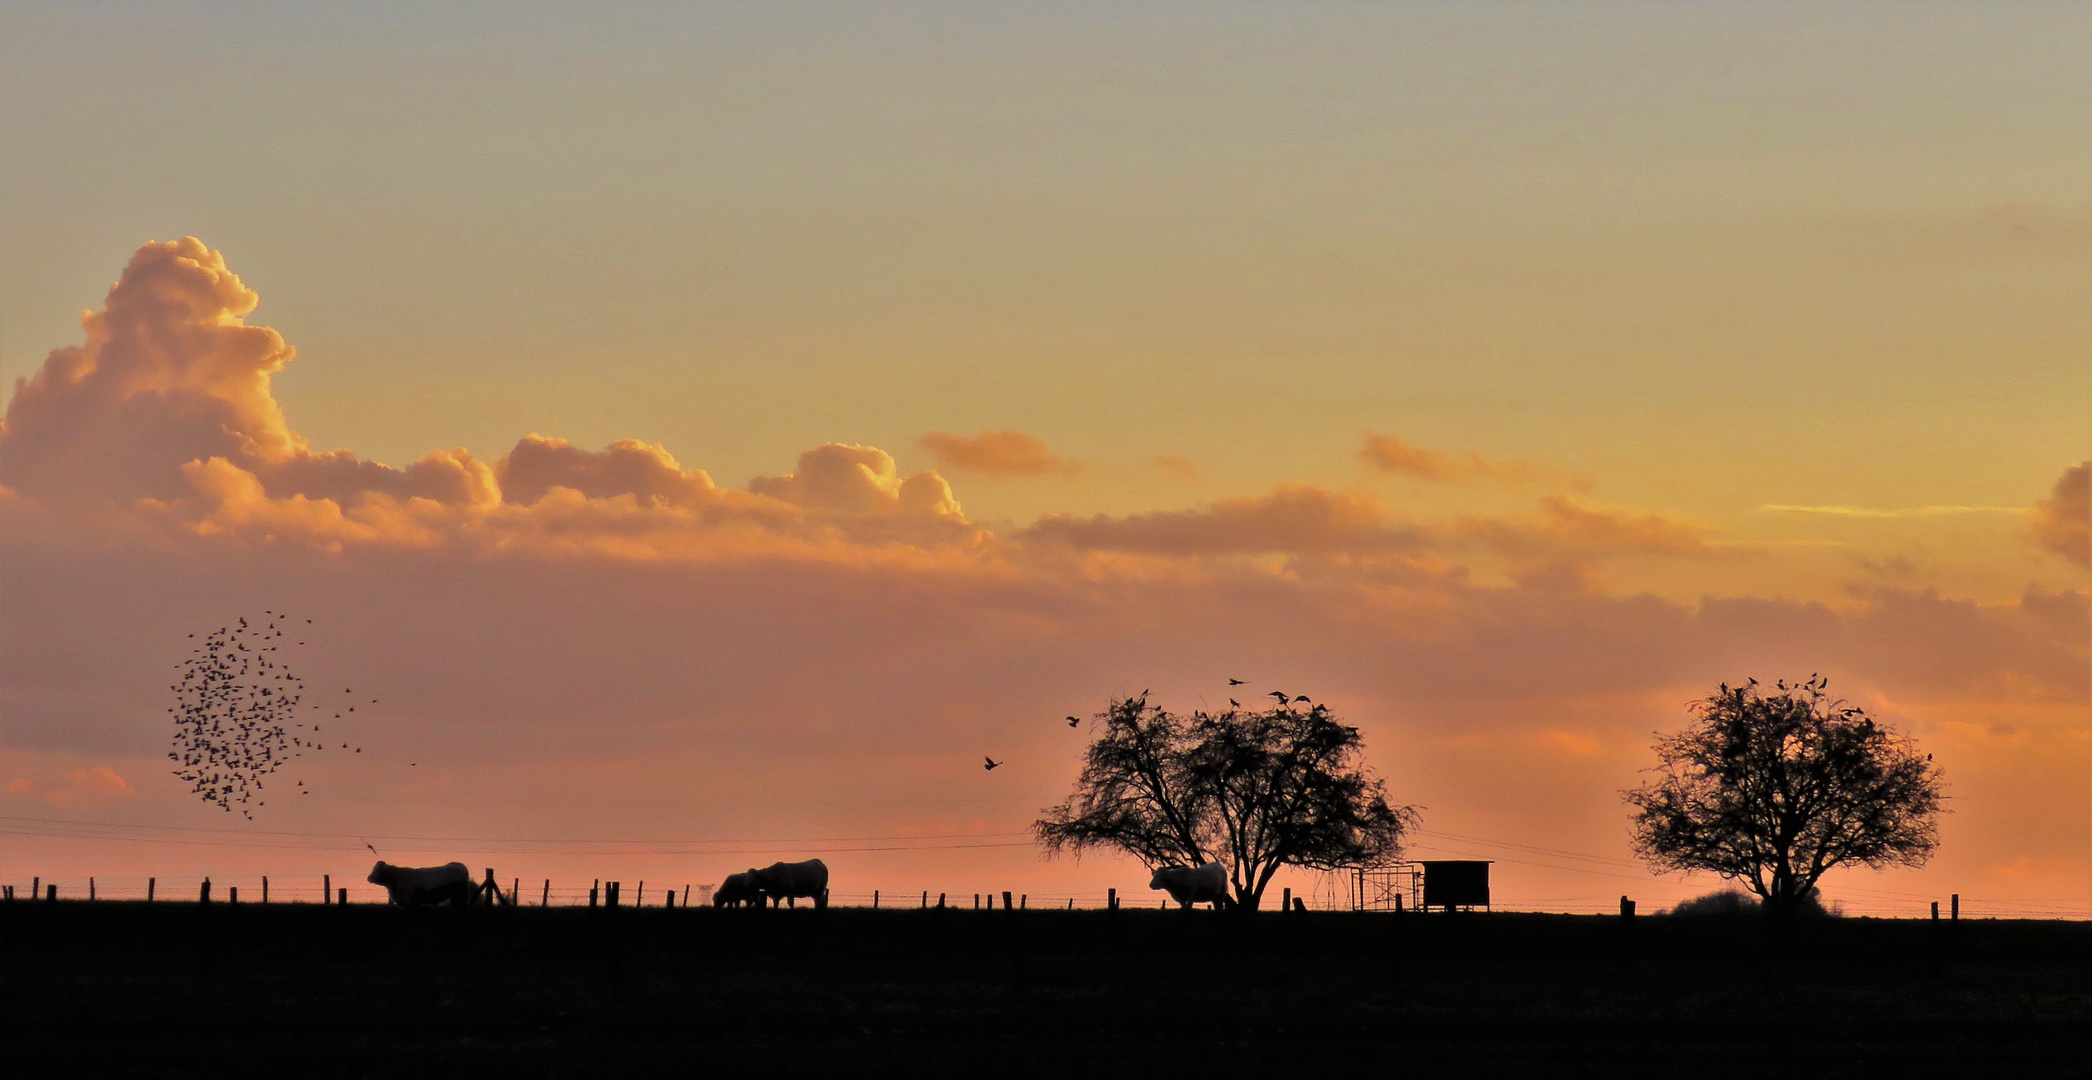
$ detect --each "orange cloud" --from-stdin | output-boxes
[2030,461,2089,567]
[6,767,137,809]
[1020,485,1418,555]
[0,237,490,507]
[1527,730,1603,757]
[0,239,987,561]
[1361,433,1554,487]
[1155,454,1198,483]
[499,435,716,508]
[918,431,1076,478]
[1456,495,1712,559]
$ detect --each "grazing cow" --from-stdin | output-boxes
[713,871,764,908]
[750,858,829,909]
[1149,862,1230,910]
[367,861,473,908]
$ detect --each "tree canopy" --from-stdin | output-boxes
[1035,693,1415,909]
[1625,677,1945,918]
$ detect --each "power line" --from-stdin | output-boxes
[0,814,1030,846]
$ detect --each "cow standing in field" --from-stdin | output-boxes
[750,859,829,909]
[1150,862,1230,910]
[713,871,764,908]
[367,861,474,908]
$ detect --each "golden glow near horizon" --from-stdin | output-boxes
[0,3,2085,914]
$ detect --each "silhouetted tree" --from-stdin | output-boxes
[1626,677,1944,920]
[1035,694,1415,910]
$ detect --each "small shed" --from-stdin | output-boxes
[1419,860,1491,912]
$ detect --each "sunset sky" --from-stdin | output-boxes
[2,2,2087,914]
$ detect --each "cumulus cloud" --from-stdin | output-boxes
[0,238,986,558]
[498,435,717,507]
[2030,461,2089,567]
[1361,433,1554,487]
[918,430,1076,478]
[0,237,490,506]
[749,444,977,546]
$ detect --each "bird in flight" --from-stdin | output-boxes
[1066,715,1080,728]
[1229,699,1240,707]
[364,841,379,856]
[1269,691,1289,703]
[1293,695,1311,704]
[1228,678,1245,686]
[983,757,1002,771]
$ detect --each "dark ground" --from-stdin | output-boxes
[4,901,2090,1076]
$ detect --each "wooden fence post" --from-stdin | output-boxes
[89,877,95,901]
[589,884,599,909]
[338,887,347,906]
[200,879,211,904]
[33,876,40,900]
[1931,901,1940,920]
[920,890,926,909]
[1021,894,1027,910]
[544,880,551,907]
[1107,887,1116,912]
[48,884,57,902]
[873,889,879,909]
[682,885,690,907]
[323,874,331,905]
[229,886,238,905]
[1283,887,1291,913]
[636,881,644,908]
[150,877,159,902]
[262,877,269,904]
[1619,896,1635,919]
[1002,891,1013,911]
[514,879,521,907]
[1951,894,1960,921]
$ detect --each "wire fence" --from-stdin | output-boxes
[5,874,2084,920]
[10,813,2089,918]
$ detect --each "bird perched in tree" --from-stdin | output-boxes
[983,757,1002,771]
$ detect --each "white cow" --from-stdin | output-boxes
[713,871,764,908]
[367,861,474,908]
[750,858,829,909]
[1150,862,1230,909]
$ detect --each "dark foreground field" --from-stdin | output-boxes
[6,902,2091,1076]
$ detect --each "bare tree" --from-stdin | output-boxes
[1626,677,1944,919]
[1035,693,1415,910]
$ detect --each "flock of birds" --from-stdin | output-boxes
[169,622,1302,802]
[168,612,377,818]
[987,678,1314,771]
